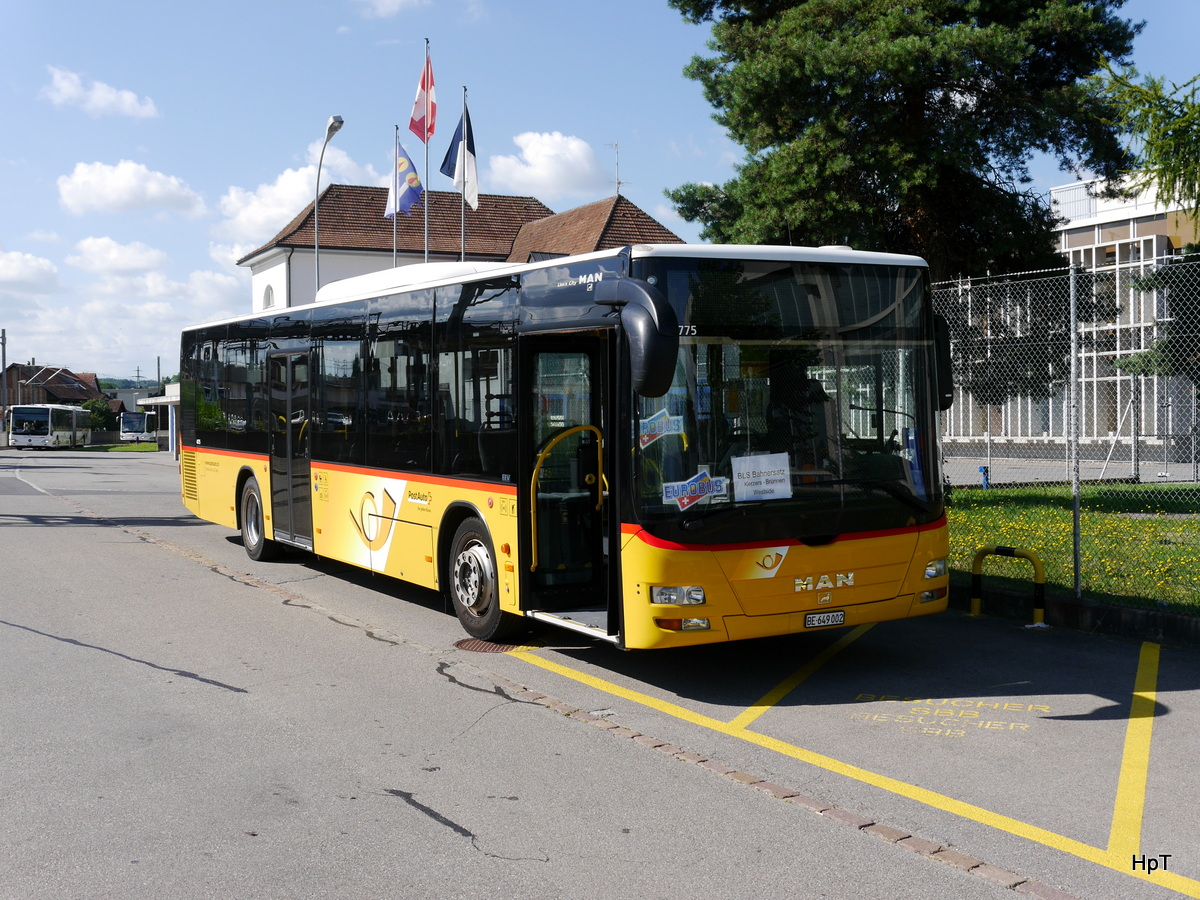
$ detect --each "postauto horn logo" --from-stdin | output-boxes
[350,488,399,551]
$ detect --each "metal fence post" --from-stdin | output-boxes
[1069,266,1082,601]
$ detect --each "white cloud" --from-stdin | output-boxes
[58,160,207,217]
[653,203,684,225]
[217,165,313,246]
[0,250,59,294]
[350,0,429,17]
[12,267,245,377]
[487,132,610,203]
[40,66,158,119]
[214,142,382,246]
[66,236,169,274]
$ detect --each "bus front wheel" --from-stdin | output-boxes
[240,478,280,562]
[447,518,520,642]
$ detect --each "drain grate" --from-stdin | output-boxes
[454,638,520,653]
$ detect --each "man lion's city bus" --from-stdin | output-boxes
[6,404,91,449]
[178,244,953,650]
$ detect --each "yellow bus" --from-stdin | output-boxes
[178,244,953,649]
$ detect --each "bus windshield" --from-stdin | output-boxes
[632,256,942,542]
[12,408,51,435]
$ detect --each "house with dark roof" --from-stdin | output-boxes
[1,363,106,409]
[237,185,682,311]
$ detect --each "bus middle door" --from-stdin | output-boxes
[268,351,313,550]
[523,336,612,626]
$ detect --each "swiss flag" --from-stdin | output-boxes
[408,57,436,143]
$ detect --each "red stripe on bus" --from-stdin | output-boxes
[182,448,520,497]
[621,515,947,552]
[313,462,520,496]
[183,447,268,463]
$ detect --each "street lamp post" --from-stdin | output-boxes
[313,115,344,295]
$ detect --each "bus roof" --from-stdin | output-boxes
[184,243,929,332]
[9,403,85,412]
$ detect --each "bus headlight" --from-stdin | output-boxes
[651,586,706,605]
[924,558,947,579]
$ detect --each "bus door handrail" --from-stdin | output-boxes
[529,424,603,572]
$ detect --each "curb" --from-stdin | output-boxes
[488,671,1084,900]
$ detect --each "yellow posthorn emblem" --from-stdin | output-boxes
[350,489,398,550]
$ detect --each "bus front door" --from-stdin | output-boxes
[268,352,313,549]
[524,337,614,633]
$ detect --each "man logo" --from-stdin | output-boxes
[795,572,854,592]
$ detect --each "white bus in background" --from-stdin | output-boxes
[118,409,158,443]
[5,404,91,449]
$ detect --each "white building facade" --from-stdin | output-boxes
[937,179,1200,483]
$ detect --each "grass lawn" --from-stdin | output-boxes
[948,483,1200,615]
[82,442,161,452]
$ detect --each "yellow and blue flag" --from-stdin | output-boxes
[384,139,423,217]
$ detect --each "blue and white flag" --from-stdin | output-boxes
[439,104,478,210]
[384,139,423,218]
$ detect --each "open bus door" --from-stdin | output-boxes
[520,332,620,643]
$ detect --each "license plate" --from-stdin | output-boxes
[804,610,845,629]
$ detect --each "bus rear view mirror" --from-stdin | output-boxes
[934,313,954,410]
[596,278,678,398]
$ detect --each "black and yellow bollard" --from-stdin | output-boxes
[969,545,1047,627]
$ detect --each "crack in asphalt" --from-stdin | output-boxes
[0,618,249,693]
[383,789,549,862]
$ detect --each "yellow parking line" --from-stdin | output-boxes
[512,650,737,732]
[729,624,874,730]
[510,638,1198,897]
[1107,641,1160,856]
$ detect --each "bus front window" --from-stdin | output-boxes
[14,412,49,435]
[633,257,942,542]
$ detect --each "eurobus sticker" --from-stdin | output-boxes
[639,408,685,448]
[663,469,728,510]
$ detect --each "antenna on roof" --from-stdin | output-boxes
[607,142,626,196]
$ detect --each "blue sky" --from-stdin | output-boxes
[0,0,1195,379]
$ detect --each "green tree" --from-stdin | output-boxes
[667,0,1141,281]
[82,398,116,431]
[1102,65,1200,225]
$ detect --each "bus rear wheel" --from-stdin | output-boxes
[240,478,280,562]
[447,518,521,642]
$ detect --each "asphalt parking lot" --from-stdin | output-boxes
[3,449,1197,899]
[464,609,1199,897]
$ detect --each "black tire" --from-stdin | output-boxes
[240,478,280,561]
[446,517,521,641]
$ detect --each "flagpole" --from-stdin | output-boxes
[392,124,399,266]
[459,85,467,262]
[423,39,431,263]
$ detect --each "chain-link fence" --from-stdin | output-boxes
[933,257,1200,612]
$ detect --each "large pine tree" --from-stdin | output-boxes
[668,0,1141,280]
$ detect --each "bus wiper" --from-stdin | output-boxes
[680,502,757,532]
[824,477,931,514]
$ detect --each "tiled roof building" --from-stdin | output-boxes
[2,363,106,408]
[506,195,683,263]
[238,185,683,311]
[239,185,556,262]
